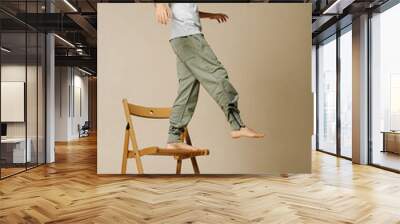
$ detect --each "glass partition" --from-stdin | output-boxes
[317,35,337,154]
[0,1,46,179]
[27,31,38,169]
[0,31,28,177]
[38,32,46,165]
[316,25,353,160]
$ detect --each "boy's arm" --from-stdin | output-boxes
[199,11,229,23]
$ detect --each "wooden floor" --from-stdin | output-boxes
[372,150,400,171]
[1,136,400,224]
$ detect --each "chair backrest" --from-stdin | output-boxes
[122,98,174,153]
[122,99,171,119]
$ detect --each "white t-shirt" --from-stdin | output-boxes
[169,3,202,40]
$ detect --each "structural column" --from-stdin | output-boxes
[46,1,56,163]
[352,14,369,164]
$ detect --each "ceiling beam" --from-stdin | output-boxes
[55,55,96,68]
[67,14,97,39]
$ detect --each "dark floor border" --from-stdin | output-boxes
[0,163,45,180]
[369,164,400,174]
[317,149,400,174]
[316,149,352,161]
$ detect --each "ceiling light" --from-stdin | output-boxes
[54,34,75,48]
[322,0,355,15]
[1,47,11,53]
[323,0,343,14]
[78,67,93,76]
[63,0,78,12]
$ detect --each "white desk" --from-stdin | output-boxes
[1,138,32,163]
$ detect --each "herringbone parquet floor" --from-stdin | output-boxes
[1,135,400,224]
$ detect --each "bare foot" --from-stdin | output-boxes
[166,142,198,151]
[230,127,264,139]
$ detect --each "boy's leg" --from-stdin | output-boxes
[167,56,200,144]
[170,34,245,131]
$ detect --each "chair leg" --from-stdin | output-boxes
[121,130,129,174]
[127,129,144,174]
[190,157,200,174]
[135,155,144,174]
[176,159,182,174]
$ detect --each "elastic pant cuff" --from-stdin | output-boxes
[167,134,183,144]
[231,122,245,131]
[168,126,185,143]
[228,110,245,131]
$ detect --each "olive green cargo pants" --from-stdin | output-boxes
[168,33,245,143]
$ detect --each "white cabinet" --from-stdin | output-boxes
[1,138,32,163]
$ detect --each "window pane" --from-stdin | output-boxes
[340,29,352,158]
[318,37,337,154]
[371,3,400,171]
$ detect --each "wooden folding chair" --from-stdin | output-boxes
[121,99,209,174]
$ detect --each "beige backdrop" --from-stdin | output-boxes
[97,3,312,174]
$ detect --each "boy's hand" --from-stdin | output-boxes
[155,3,171,25]
[209,13,229,23]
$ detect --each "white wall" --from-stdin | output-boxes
[55,67,70,141]
[71,73,89,138]
[1,65,28,140]
[98,3,312,174]
[55,67,89,141]
[1,65,39,138]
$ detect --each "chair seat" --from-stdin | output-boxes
[156,147,210,158]
[122,99,209,174]
[128,146,209,158]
